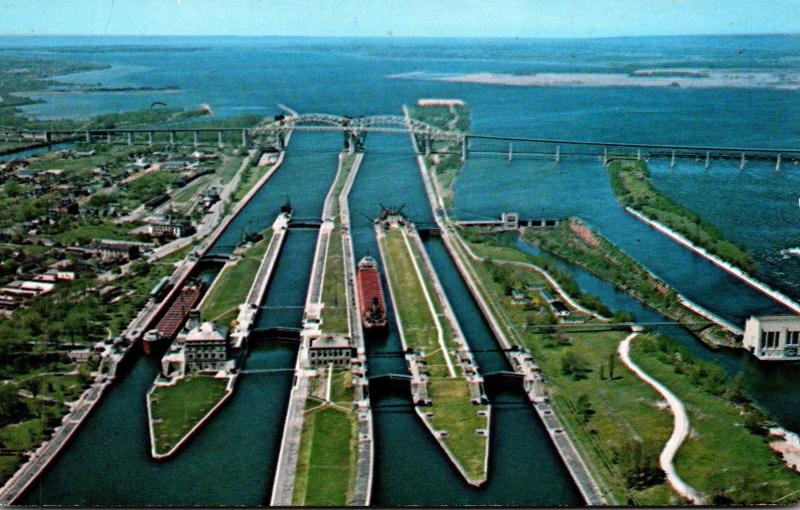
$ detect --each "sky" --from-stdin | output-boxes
[0,0,798,38]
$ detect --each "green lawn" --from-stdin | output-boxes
[319,225,349,335]
[200,231,272,325]
[292,405,358,506]
[380,228,449,375]
[608,159,755,273]
[149,375,230,456]
[379,225,489,482]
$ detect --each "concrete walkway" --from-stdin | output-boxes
[618,332,703,505]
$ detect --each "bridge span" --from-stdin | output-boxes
[3,109,798,169]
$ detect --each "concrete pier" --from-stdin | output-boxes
[271,151,373,506]
[407,113,607,504]
[231,212,291,349]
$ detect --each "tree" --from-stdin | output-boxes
[608,352,616,379]
[0,384,26,427]
[576,393,594,423]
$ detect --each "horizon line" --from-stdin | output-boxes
[1,31,799,40]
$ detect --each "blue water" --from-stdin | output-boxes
[6,34,800,505]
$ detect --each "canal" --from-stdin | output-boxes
[19,132,342,506]
[349,134,583,506]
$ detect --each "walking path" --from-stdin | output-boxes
[618,332,703,505]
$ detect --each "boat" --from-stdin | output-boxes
[356,256,388,331]
[144,280,205,354]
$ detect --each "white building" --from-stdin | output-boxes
[309,334,353,368]
[743,315,800,360]
[183,321,229,372]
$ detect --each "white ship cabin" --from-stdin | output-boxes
[743,315,800,361]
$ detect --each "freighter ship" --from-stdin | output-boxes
[143,280,204,354]
[356,256,388,331]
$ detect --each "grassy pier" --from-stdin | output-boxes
[608,159,755,273]
[292,369,359,506]
[378,221,489,484]
[276,152,367,506]
[199,230,273,326]
[147,374,234,458]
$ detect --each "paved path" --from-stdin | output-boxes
[618,332,703,505]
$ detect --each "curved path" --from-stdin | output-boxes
[451,229,611,321]
[618,332,703,505]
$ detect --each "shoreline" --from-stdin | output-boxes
[625,206,800,316]
[147,374,238,460]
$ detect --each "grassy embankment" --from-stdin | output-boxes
[608,159,755,273]
[199,230,273,326]
[406,103,469,211]
[148,374,230,456]
[632,335,800,505]
[379,225,488,481]
[292,369,359,506]
[458,230,800,504]
[319,153,357,335]
[520,219,736,347]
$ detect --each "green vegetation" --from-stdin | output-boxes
[519,219,737,346]
[319,154,359,335]
[200,231,272,325]
[632,335,800,504]
[407,102,470,210]
[608,159,755,273]
[457,230,800,504]
[148,375,230,456]
[292,369,358,506]
[379,225,488,481]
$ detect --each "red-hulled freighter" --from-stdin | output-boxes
[356,256,387,331]
[143,281,204,354]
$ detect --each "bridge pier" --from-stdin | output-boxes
[776,153,782,172]
[705,151,710,169]
[127,131,133,146]
[169,131,176,146]
[602,147,608,165]
[217,130,224,149]
[45,131,52,146]
[460,135,467,162]
[193,130,199,147]
[241,129,248,148]
[739,152,746,170]
[85,130,91,143]
[554,144,560,163]
[507,142,513,161]
[106,132,112,144]
[424,135,431,156]
[670,150,676,168]
[636,148,641,161]
[148,131,153,147]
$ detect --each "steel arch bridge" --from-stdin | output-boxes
[255,112,461,140]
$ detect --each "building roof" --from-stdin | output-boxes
[185,321,228,343]
[749,315,800,323]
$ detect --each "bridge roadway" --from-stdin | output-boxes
[406,113,608,505]
[6,109,796,164]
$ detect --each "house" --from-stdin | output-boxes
[92,240,141,263]
[743,315,800,361]
[182,321,229,372]
[56,200,80,216]
[309,334,353,368]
